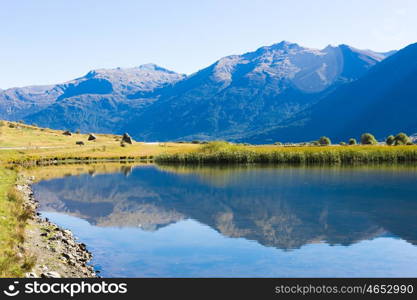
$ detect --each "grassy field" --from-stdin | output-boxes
[1,121,417,165]
[0,121,198,164]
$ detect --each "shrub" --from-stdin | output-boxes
[361,133,377,145]
[394,132,410,145]
[348,138,357,145]
[386,135,395,146]
[318,136,331,146]
[274,142,282,145]
[201,141,230,153]
[339,142,347,146]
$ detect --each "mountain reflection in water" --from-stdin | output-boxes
[33,164,417,277]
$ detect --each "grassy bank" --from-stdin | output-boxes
[0,167,34,277]
[155,141,417,164]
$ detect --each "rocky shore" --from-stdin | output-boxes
[17,175,97,278]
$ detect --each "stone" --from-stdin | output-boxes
[25,272,38,278]
[122,133,133,144]
[40,265,48,271]
[41,271,61,278]
[63,229,73,237]
[88,134,97,141]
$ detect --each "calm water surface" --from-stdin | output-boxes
[33,165,417,277]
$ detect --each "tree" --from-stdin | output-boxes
[361,133,377,145]
[318,136,331,146]
[386,135,395,146]
[394,132,410,145]
[348,138,357,145]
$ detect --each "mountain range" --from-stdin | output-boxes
[1,40,416,143]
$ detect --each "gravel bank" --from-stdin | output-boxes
[17,175,97,278]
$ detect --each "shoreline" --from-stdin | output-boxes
[17,175,97,278]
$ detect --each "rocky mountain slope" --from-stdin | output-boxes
[126,42,390,141]
[1,64,184,133]
[0,41,397,141]
[245,42,417,143]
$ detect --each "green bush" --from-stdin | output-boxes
[348,138,357,145]
[386,135,395,146]
[339,142,347,146]
[318,136,331,146]
[394,133,410,145]
[201,141,231,153]
[361,133,377,145]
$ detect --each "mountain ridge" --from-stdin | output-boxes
[244,42,417,143]
[124,42,390,141]
[0,41,402,142]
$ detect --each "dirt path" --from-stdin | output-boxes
[0,146,67,150]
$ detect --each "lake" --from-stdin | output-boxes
[32,164,417,277]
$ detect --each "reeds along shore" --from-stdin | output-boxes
[154,142,417,164]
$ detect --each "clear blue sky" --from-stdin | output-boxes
[1,0,416,89]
